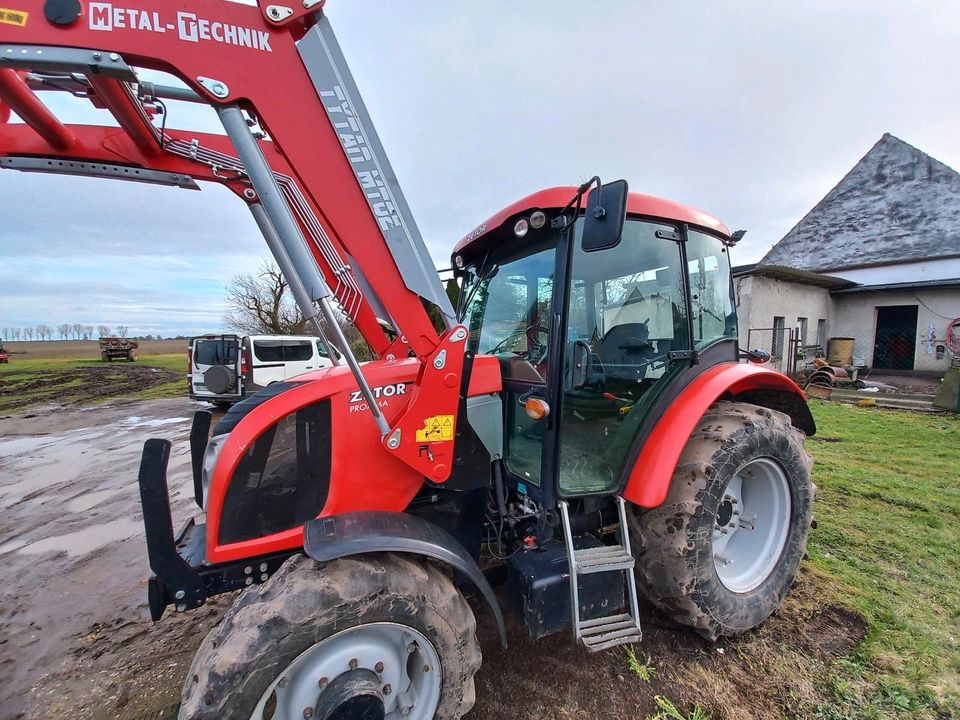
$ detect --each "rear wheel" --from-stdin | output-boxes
[179,554,481,720]
[628,401,813,640]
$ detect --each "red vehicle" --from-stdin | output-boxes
[0,3,815,719]
[0,340,8,364]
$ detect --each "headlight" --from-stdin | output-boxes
[513,218,529,238]
[200,433,228,511]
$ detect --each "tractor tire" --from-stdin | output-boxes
[101,351,109,362]
[627,401,813,641]
[127,350,137,362]
[179,553,481,720]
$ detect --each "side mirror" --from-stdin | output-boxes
[741,348,771,364]
[581,179,629,252]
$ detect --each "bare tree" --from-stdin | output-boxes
[84,325,94,340]
[12,328,21,341]
[117,325,129,338]
[97,324,111,338]
[36,324,52,340]
[72,322,83,340]
[224,259,309,335]
[24,327,34,341]
[58,323,71,340]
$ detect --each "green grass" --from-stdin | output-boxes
[0,353,186,374]
[648,695,712,720]
[625,646,658,682]
[805,401,960,714]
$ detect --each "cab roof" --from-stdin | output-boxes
[453,186,731,257]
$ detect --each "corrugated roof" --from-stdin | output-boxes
[732,263,856,289]
[831,278,960,294]
[761,134,960,272]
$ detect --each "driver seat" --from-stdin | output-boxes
[599,323,656,381]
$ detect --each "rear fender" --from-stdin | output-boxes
[623,363,813,508]
[303,511,507,648]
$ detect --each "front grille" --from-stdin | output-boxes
[218,400,331,545]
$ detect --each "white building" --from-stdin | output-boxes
[736,134,960,374]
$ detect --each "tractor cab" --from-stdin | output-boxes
[453,184,739,504]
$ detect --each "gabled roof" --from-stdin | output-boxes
[761,134,960,272]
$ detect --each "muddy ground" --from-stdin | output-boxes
[0,365,183,414]
[0,399,867,720]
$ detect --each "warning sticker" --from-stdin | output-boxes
[0,8,28,26]
[415,415,455,443]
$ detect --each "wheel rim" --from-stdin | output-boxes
[250,622,442,720]
[712,457,792,593]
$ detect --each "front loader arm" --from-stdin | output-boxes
[0,120,390,351]
[0,0,447,354]
[0,0,466,480]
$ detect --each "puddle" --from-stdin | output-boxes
[66,489,122,513]
[120,416,190,429]
[0,537,29,555]
[0,435,60,457]
[0,474,65,509]
[19,517,142,558]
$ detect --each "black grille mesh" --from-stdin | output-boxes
[219,401,331,545]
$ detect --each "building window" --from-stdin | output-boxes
[797,317,808,345]
[816,319,827,350]
[772,316,785,358]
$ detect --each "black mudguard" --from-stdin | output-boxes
[303,511,508,648]
[138,438,293,621]
[189,410,212,507]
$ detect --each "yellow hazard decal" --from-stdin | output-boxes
[415,414,455,443]
[0,8,28,26]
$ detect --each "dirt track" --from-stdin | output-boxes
[0,400,867,720]
[0,399,216,720]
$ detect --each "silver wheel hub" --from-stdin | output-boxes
[712,457,792,593]
[250,622,442,720]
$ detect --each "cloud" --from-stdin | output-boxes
[3,0,960,335]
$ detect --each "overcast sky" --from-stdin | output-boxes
[3,0,960,337]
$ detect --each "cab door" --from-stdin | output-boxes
[548,218,741,497]
[552,219,691,496]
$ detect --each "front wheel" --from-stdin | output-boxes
[179,553,481,720]
[628,401,813,640]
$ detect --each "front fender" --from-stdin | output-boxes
[302,511,508,648]
[623,363,813,508]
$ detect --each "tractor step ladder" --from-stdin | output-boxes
[559,496,643,652]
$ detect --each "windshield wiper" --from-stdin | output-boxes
[459,254,499,320]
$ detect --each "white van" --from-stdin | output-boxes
[189,334,339,404]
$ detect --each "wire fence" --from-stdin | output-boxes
[746,327,793,373]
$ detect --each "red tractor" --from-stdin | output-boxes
[1,2,814,718]
[0,340,8,364]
